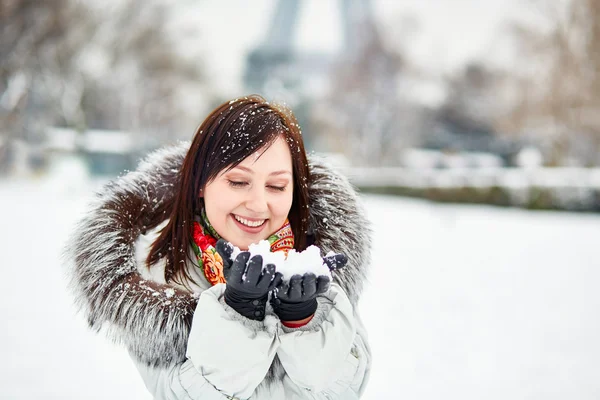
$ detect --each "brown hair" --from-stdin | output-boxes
[147,95,310,285]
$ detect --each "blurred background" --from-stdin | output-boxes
[3,0,600,209]
[1,0,600,399]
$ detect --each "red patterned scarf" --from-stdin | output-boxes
[191,209,295,286]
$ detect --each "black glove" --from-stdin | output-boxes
[224,252,281,321]
[271,251,348,322]
[271,273,331,322]
[322,252,348,272]
[215,239,235,280]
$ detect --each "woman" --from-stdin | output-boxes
[66,95,372,399]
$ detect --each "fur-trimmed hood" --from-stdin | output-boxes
[65,141,371,368]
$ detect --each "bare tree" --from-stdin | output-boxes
[311,12,413,166]
[507,0,600,165]
[1,0,211,150]
[0,0,95,141]
[439,64,501,136]
[80,0,208,141]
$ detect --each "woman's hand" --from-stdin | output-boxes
[215,239,235,280]
[223,252,281,321]
[271,252,348,324]
[322,252,348,272]
[270,273,329,323]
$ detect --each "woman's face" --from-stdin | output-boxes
[203,136,294,250]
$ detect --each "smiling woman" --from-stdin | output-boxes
[146,96,310,287]
[65,95,372,399]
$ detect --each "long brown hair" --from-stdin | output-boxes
[147,95,310,285]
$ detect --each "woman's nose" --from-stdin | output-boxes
[245,186,268,214]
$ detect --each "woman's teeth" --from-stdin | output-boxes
[234,215,266,227]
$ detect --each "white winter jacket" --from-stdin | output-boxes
[134,283,370,399]
[66,142,372,399]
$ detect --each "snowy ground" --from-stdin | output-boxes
[1,173,599,399]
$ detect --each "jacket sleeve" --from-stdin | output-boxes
[132,358,233,400]
[276,283,372,397]
[132,284,280,400]
[186,284,280,399]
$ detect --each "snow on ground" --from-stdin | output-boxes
[360,195,600,400]
[1,175,599,399]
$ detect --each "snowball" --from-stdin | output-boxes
[278,245,331,280]
[230,240,286,271]
[229,241,331,280]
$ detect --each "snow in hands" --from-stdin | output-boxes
[231,240,332,281]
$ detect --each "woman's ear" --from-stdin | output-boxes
[198,188,203,198]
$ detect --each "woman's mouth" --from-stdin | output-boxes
[232,214,267,233]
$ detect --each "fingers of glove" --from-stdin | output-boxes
[215,239,234,267]
[229,252,251,283]
[268,272,283,291]
[276,281,291,300]
[316,275,331,294]
[302,273,317,298]
[257,264,276,291]
[323,253,348,271]
[244,255,264,285]
[288,275,303,302]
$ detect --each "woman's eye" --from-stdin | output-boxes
[268,185,286,192]
[228,180,248,188]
